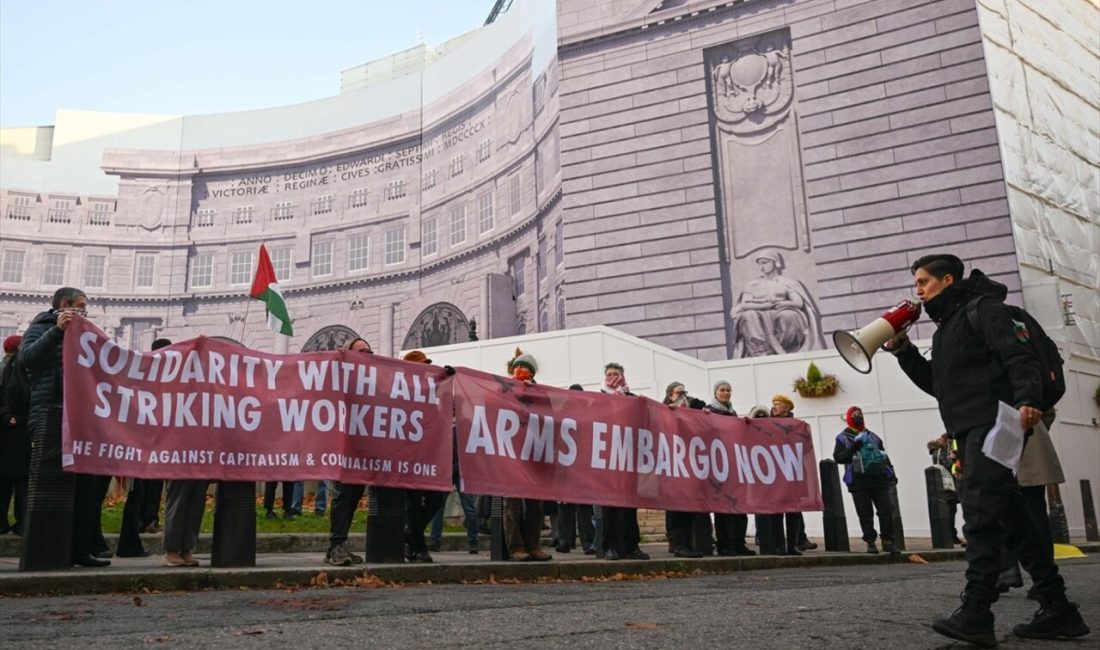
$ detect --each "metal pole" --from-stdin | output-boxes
[1080,479,1099,542]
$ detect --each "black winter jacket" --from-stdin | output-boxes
[895,270,1042,434]
[16,310,66,427]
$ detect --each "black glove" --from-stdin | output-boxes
[443,365,456,376]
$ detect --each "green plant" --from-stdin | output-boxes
[793,361,839,398]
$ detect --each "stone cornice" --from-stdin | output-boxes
[558,0,758,55]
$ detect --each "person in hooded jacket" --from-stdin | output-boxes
[887,253,1088,645]
[0,335,31,536]
[833,406,900,555]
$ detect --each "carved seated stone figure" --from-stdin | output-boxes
[730,251,823,357]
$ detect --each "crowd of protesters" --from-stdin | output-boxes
[0,286,947,571]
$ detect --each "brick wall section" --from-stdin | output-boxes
[558,0,1020,355]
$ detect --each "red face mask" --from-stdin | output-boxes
[513,367,534,382]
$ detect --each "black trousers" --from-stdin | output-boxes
[603,506,641,554]
[70,473,101,560]
[117,479,148,557]
[328,481,366,549]
[849,487,894,543]
[137,479,163,527]
[405,489,446,553]
[714,513,749,554]
[556,503,595,550]
[263,481,295,514]
[0,475,28,532]
[957,424,1065,605]
[90,475,112,555]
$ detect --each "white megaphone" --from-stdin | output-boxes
[832,299,922,374]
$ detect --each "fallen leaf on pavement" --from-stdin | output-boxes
[132,596,143,607]
[626,622,661,630]
[908,554,929,564]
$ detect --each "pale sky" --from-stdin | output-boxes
[0,0,494,127]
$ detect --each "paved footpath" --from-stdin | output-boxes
[0,554,1096,648]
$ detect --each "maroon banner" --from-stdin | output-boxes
[453,368,823,514]
[61,317,452,489]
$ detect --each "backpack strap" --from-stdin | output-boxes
[965,295,987,334]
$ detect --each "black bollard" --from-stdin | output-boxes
[888,484,906,550]
[211,481,257,567]
[365,486,406,563]
[489,496,507,561]
[21,409,75,571]
[1081,479,1099,542]
[819,459,850,552]
[925,467,954,549]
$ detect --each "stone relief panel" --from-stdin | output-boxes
[704,29,824,358]
[402,302,470,350]
[301,324,361,352]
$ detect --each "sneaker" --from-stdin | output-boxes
[883,542,902,556]
[797,539,818,551]
[583,546,596,555]
[529,550,553,562]
[734,546,757,556]
[426,539,442,552]
[510,550,531,562]
[603,549,620,561]
[264,511,278,521]
[468,543,479,555]
[408,550,433,563]
[1013,599,1090,640]
[866,542,879,554]
[674,547,703,558]
[325,544,352,567]
[349,551,364,564]
[932,593,996,648]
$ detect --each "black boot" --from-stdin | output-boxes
[672,528,702,558]
[932,592,996,648]
[1013,597,1090,640]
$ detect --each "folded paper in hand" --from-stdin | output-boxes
[981,401,1026,473]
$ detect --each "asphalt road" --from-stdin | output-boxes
[2,556,1096,649]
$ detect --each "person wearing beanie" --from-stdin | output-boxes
[0,334,30,536]
[502,349,550,561]
[833,406,899,556]
[764,394,815,555]
[705,381,755,556]
[402,350,431,364]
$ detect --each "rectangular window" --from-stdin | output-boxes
[84,254,106,288]
[384,179,406,201]
[233,206,254,225]
[88,201,113,226]
[272,201,294,221]
[7,195,32,221]
[449,154,464,178]
[510,254,526,297]
[555,222,564,266]
[422,218,438,257]
[348,234,370,272]
[0,326,14,340]
[195,208,215,228]
[349,187,369,208]
[384,228,405,266]
[312,195,333,215]
[134,253,156,289]
[477,191,494,235]
[229,250,254,286]
[449,205,466,247]
[270,247,292,282]
[48,198,73,224]
[43,252,67,286]
[312,240,333,277]
[190,253,213,288]
[1,249,25,283]
[509,173,522,217]
[422,169,437,190]
[477,139,492,163]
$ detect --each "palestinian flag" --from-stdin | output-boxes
[249,243,293,336]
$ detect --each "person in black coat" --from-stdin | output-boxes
[18,287,109,568]
[706,380,754,556]
[0,335,31,536]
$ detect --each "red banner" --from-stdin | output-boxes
[452,368,823,514]
[61,318,453,490]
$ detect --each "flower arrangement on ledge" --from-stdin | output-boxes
[793,361,839,398]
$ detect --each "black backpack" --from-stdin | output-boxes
[966,297,1066,413]
[0,354,33,423]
